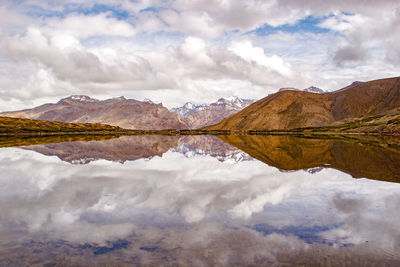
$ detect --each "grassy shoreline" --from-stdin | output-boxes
[1,130,400,137]
[2,115,400,137]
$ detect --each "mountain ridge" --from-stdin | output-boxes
[205,77,400,131]
[279,86,326,94]
[171,96,255,129]
[1,95,188,130]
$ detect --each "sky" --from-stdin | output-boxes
[0,0,400,110]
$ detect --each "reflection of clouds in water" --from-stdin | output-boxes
[1,146,400,255]
[321,191,400,253]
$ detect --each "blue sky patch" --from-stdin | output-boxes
[22,2,131,20]
[253,15,331,36]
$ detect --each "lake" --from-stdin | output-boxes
[0,134,400,266]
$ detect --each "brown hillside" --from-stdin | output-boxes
[1,96,188,130]
[206,77,400,130]
[0,116,122,133]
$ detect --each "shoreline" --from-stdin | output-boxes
[1,130,400,137]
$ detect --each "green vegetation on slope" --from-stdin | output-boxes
[245,114,400,135]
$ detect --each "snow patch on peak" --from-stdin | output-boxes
[303,86,325,94]
[171,97,256,120]
[183,102,195,109]
[63,95,98,103]
[112,96,126,101]
[226,96,241,102]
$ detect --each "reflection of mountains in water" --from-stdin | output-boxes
[23,135,181,164]
[19,134,400,182]
[22,135,251,164]
[171,136,253,163]
[219,135,400,183]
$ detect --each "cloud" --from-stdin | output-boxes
[333,44,367,66]
[0,26,299,110]
[0,27,179,94]
[323,191,400,251]
[43,13,137,38]
[228,40,293,76]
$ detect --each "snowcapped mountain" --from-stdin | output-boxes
[303,86,326,94]
[171,97,255,129]
[67,95,99,103]
[279,86,326,94]
[171,102,203,117]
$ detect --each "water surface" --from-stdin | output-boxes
[1,135,400,266]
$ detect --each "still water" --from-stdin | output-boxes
[0,134,400,266]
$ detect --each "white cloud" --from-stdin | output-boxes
[43,13,137,38]
[229,40,293,76]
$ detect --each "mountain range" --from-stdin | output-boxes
[0,96,254,130]
[1,77,400,133]
[171,97,255,129]
[206,77,400,132]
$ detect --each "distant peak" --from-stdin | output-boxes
[217,96,241,103]
[303,86,325,94]
[112,96,126,101]
[183,102,195,109]
[278,87,299,92]
[350,81,364,86]
[143,98,154,103]
[61,95,98,103]
[226,96,239,101]
[337,81,365,92]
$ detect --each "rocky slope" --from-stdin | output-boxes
[171,97,255,129]
[205,77,400,131]
[1,95,188,130]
